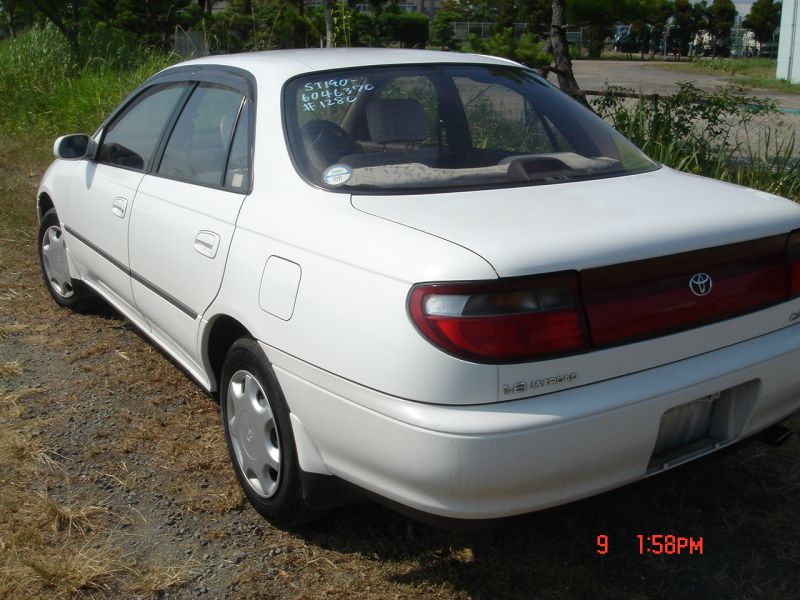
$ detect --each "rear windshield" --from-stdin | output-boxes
[283,64,658,193]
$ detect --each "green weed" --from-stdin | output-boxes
[592,83,799,201]
[0,25,178,136]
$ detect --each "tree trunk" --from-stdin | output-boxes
[323,0,335,47]
[549,0,589,108]
[30,0,80,50]
[4,0,17,37]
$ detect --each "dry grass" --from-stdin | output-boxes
[0,360,21,381]
[0,323,25,338]
[124,561,192,598]
[0,416,188,600]
[36,491,111,537]
[11,541,128,598]
[0,423,120,599]
[1,386,45,419]
[112,402,243,514]
[0,423,55,471]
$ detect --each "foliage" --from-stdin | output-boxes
[466,29,549,68]
[0,0,37,37]
[584,23,612,58]
[380,10,429,49]
[201,1,311,53]
[742,0,782,45]
[707,0,737,55]
[592,82,799,200]
[0,24,177,135]
[350,11,377,47]
[671,0,696,56]
[430,8,460,50]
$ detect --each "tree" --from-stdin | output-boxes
[323,0,334,46]
[518,0,551,36]
[567,0,646,58]
[29,0,83,47]
[549,0,588,106]
[1,0,36,37]
[708,0,736,56]
[672,0,697,56]
[690,0,710,56]
[430,3,463,49]
[493,0,516,35]
[742,0,781,46]
[381,9,429,48]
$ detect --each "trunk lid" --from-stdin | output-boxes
[351,167,800,276]
[354,167,800,399]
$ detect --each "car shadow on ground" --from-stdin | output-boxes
[293,432,799,598]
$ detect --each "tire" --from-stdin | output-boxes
[220,338,311,527]
[37,208,94,311]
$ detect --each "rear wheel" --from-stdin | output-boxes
[37,208,94,311]
[220,338,310,527]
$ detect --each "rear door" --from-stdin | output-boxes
[128,78,253,369]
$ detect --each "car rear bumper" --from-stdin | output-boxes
[266,323,800,520]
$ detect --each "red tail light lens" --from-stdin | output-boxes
[789,230,800,298]
[409,273,588,363]
[583,235,789,347]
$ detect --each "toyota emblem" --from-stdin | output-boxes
[689,273,713,296]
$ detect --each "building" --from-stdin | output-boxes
[777,0,800,83]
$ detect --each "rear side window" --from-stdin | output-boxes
[454,76,573,154]
[375,76,439,145]
[158,83,245,187]
[224,100,251,190]
[98,83,187,171]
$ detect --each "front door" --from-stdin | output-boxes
[64,82,189,321]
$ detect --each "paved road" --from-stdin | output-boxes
[571,60,800,109]
[565,60,799,157]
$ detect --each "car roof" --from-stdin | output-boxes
[162,48,522,82]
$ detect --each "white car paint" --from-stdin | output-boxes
[352,167,800,275]
[38,49,800,523]
[129,175,246,371]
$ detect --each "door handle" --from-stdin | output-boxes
[111,197,128,218]
[193,231,220,259]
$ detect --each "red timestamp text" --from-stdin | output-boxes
[596,534,704,555]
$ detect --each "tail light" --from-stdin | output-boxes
[583,235,789,347]
[408,273,588,363]
[789,229,800,298]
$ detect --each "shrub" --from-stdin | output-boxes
[465,29,549,69]
[0,25,177,136]
[592,82,799,200]
[430,10,460,50]
[380,11,429,49]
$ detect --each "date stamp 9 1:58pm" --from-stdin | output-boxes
[597,534,704,555]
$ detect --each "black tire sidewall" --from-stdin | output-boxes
[220,338,304,526]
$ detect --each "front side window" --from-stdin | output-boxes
[158,83,246,187]
[98,82,187,171]
[284,64,658,192]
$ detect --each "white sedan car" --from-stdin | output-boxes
[37,49,800,527]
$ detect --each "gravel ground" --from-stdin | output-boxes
[565,60,800,157]
[570,60,800,108]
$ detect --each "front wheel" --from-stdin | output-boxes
[220,338,310,527]
[37,208,94,311]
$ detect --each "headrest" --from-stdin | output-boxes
[366,99,428,144]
